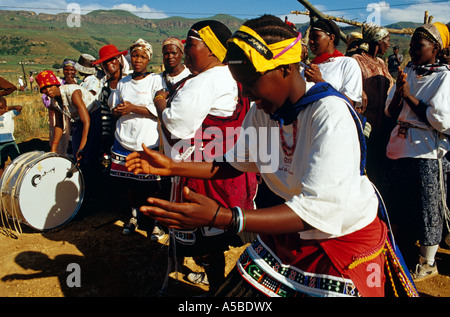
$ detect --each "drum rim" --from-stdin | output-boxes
[3,151,85,231]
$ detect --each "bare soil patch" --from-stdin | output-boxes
[0,138,449,298]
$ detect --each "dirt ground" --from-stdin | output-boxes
[0,139,449,298]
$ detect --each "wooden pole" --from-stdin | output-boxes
[295,0,348,43]
[291,9,415,34]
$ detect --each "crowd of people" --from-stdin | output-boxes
[8,14,448,297]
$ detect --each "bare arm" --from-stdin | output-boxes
[141,186,307,234]
[125,144,242,179]
[71,90,90,157]
[51,112,64,153]
[386,67,406,118]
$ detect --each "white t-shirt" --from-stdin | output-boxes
[51,84,98,121]
[305,56,363,105]
[385,65,450,160]
[225,82,378,240]
[111,73,164,151]
[80,74,102,97]
[161,65,238,157]
[162,65,237,140]
[160,66,191,88]
[0,110,20,142]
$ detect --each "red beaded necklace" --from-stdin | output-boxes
[279,119,297,157]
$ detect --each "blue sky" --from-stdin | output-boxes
[1,0,449,25]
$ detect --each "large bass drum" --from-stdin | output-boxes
[0,151,84,231]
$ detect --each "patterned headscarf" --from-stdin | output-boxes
[162,37,184,53]
[35,70,61,92]
[415,22,450,50]
[130,38,153,60]
[362,23,389,43]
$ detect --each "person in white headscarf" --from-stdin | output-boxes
[109,39,167,235]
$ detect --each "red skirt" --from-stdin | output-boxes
[237,217,388,297]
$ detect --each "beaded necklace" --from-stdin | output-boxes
[279,119,297,157]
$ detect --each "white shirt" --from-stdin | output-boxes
[51,84,98,121]
[162,65,237,140]
[305,56,363,105]
[161,66,191,88]
[0,110,20,142]
[162,65,238,158]
[225,82,378,240]
[80,74,102,97]
[385,65,450,160]
[111,73,164,151]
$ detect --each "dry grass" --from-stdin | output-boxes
[4,91,49,143]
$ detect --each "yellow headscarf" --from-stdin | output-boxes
[228,25,302,73]
[434,22,450,49]
[196,25,228,63]
[416,22,450,50]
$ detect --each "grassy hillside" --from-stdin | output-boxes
[0,9,420,83]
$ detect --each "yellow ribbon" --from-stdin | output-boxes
[197,25,227,62]
[228,25,302,73]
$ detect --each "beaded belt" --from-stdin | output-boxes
[237,236,360,297]
[110,151,161,181]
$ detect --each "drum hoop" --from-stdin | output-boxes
[3,151,85,231]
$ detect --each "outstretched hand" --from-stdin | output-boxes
[140,186,222,230]
[125,143,173,176]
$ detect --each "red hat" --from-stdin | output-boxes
[35,70,61,93]
[93,44,128,65]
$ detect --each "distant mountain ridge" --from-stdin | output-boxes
[0,9,421,73]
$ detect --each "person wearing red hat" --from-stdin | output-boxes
[94,44,131,156]
[35,70,102,202]
[91,44,132,212]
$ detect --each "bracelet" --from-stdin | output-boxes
[227,206,245,234]
[153,95,165,102]
[208,204,221,230]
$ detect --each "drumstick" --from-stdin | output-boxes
[65,161,79,179]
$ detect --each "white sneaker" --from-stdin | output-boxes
[411,258,438,282]
[123,217,138,235]
[187,272,209,285]
[150,224,165,241]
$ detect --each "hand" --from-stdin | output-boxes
[76,148,84,161]
[113,101,134,116]
[155,89,169,100]
[125,143,174,176]
[396,67,411,99]
[64,76,77,85]
[303,64,324,83]
[140,186,221,230]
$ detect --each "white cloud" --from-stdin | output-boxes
[111,3,167,19]
[0,1,168,19]
[382,2,450,24]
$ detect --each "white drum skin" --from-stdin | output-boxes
[0,151,84,231]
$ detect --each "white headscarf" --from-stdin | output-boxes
[130,38,153,60]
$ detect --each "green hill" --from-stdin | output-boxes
[0,9,423,79]
[0,9,245,77]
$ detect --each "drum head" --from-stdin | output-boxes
[15,155,84,230]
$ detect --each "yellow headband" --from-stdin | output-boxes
[434,22,450,49]
[196,25,227,62]
[228,25,302,73]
